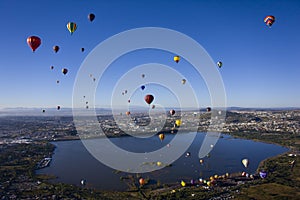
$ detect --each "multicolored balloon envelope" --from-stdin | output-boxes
[259,171,267,178]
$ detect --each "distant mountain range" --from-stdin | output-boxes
[0,106,299,116]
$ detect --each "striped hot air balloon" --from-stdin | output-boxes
[264,15,275,27]
[66,22,77,34]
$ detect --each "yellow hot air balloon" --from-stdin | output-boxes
[181,180,186,187]
[158,133,165,141]
[207,181,211,186]
[174,56,180,63]
[175,119,182,127]
[199,159,204,164]
[242,158,249,168]
[156,161,162,166]
[181,79,186,84]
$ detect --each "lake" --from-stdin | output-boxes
[37,132,288,191]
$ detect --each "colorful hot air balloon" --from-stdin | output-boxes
[62,68,68,75]
[170,109,175,115]
[126,111,131,116]
[217,61,222,68]
[181,180,186,187]
[53,45,59,53]
[264,15,275,27]
[66,22,77,35]
[144,94,154,105]
[158,133,165,141]
[174,56,180,63]
[181,79,186,84]
[242,158,249,168]
[27,36,41,52]
[139,178,145,186]
[88,13,95,22]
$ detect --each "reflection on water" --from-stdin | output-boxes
[37,132,288,191]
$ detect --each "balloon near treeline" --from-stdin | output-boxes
[27,36,41,52]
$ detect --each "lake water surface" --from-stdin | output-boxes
[37,132,288,191]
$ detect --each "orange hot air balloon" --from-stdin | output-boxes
[139,178,145,185]
[53,45,59,53]
[144,94,154,105]
[159,133,165,141]
[27,36,41,52]
[126,111,131,115]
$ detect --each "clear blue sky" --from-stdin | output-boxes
[0,0,299,109]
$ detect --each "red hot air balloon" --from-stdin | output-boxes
[144,94,154,105]
[27,36,41,52]
[53,45,59,53]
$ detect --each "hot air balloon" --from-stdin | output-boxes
[88,13,95,22]
[139,178,145,185]
[152,105,155,109]
[181,180,186,187]
[50,66,54,70]
[264,15,275,27]
[57,106,61,110]
[156,161,162,166]
[93,78,96,82]
[124,90,127,94]
[259,171,267,178]
[27,36,41,52]
[185,152,191,157]
[56,80,60,84]
[217,61,222,68]
[206,107,211,112]
[159,133,165,141]
[242,158,249,168]
[144,94,154,105]
[53,45,59,53]
[141,74,145,78]
[126,111,131,116]
[62,68,68,75]
[181,79,186,84]
[81,48,85,52]
[81,179,86,185]
[170,109,175,115]
[128,99,131,103]
[66,22,77,35]
[199,159,204,164]
[42,109,45,113]
[141,85,145,90]
[174,56,180,63]
[175,119,181,127]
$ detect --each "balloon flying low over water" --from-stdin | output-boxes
[242,158,249,168]
[88,13,95,22]
[66,22,77,34]
[264,15,275,27]
[158,133,165,141]
[62,68,68,75]
[27,36,41,52]
[174,56,180,63]
[53,45,59,53]
[144,94,154,105]
[217,61,222,68]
